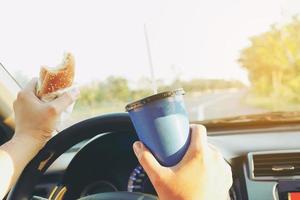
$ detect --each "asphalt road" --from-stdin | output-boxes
[184,89,267,121]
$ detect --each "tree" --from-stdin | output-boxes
[104,76,130,101]
[76,81,104,107]
[239,17,300,105]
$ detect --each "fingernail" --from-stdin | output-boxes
[69,88,80,100]
[133,142,143,158]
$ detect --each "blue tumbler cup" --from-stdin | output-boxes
[126,88,190,166]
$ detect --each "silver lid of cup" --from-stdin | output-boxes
[125,88,185,112]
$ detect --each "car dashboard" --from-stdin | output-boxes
[32,127,300,200]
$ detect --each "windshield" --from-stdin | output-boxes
[1,0,300,127]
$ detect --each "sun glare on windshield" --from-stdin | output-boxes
[1,0,300,127]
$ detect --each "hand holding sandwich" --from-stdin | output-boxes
[16,53,77,144]
[0,53,79,199]
[14,78,79,145]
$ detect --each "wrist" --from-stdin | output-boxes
[12,132,47,150]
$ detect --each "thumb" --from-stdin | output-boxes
[133,141,165,184]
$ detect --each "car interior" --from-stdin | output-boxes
[1,62,300,200]
[1,1,300,200]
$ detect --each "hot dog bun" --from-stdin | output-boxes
[36,53,75,99]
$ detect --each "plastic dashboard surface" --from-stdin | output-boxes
[42,128,300,200]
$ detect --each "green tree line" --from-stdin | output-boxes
[239,17,300,109]
[76,76,245,107]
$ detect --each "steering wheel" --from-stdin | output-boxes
[7,113,158,200]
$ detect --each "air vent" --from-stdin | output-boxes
[248,151,300,180]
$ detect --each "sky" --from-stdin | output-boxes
[0,0,299,86]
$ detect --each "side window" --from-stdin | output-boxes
[0,63,21,138]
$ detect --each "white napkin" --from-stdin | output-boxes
[39,85,77,131]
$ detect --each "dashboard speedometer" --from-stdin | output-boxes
[127,165,157,195]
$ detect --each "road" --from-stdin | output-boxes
[184,89,267,121]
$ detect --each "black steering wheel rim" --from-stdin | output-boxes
[7,113,156,200]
